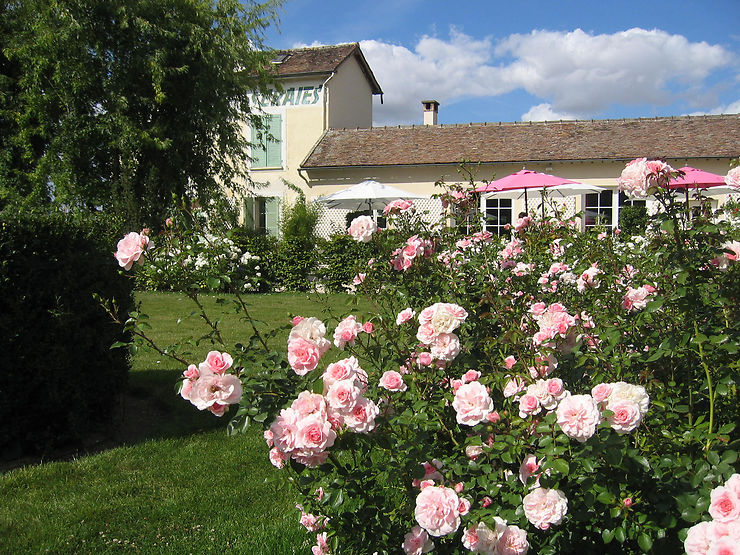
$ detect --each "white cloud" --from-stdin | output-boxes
[686,98,740,116]
[521,103,578,122]
[362,28,734,125]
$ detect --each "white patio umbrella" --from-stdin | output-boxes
[316,180,427,212]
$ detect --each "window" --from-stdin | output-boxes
[584,191,613,229]
[484,198,512,236]
[244,197,280,236]
[251,114,282,169]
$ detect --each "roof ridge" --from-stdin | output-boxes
[363,113,738,131]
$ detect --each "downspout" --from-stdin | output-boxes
[321,72,335,132]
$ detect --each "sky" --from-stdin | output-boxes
[261,0,740,127]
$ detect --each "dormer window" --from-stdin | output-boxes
[271,53,290,64]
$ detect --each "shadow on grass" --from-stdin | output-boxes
[1,369,228,473]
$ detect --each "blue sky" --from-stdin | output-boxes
[262,0,740,126]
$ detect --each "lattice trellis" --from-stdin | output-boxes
[315,198,445,239]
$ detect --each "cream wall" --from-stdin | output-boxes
[327,57,373,130]
[304,157,737,230]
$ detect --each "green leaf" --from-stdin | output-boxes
[637,533,653,552]
[602,529,614,544]
[552,458,570,476]
[614,526,626,543]
[597,491,614,505]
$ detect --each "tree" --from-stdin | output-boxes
[1,0,282,227]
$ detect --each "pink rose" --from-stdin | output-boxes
[462,370,481,383]
[347,215,377,242]
[684,521,714,555]
[188,373,242,412]
[352,273,366,285]
[362,321,374,334]
[591,383,613,403]
[452,381,494,426]
[430,332,461,361]
[725,166,740,190]
[322,356,361,388]
[312,532,330,555]
[708,536,740,555]
[287,337,322,375]
[519,454,541,485]
[203,351,233,375]
[503,376,525,398]
[518,394,541,418]
[523,487,568,530]
[504,355,517,369]
[498,525,530,555]
[556,394,601,442]
[114,231,151,270]
[333,315,362,349]
[291,315,305,326]
[291,391,327,418]
[709,485,740,523]
[384,199,415,215]
[379,370,407,392]
[726,474,740,498]
[414,486,461,537]
[402,525,434,555]
[268,446,286,468]
[482,496,492,508]
[396,308,416,325]
[343,397,379,433]
[295,414,336,454]
[289,317,331,355]
[417,352,433,366]
[325,379,361,411]
[622,285,657,311]
[606,399,643,433]
[711,240,740,271]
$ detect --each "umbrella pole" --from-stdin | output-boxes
[524,189,529,213]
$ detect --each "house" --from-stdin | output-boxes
[242,43,382,235]
[243,43,740,236]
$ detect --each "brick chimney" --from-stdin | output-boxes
[422,100,439,125]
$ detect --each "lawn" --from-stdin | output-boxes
[0,291,371,554]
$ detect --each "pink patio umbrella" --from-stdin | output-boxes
[668,167,727,191]
[474,169,584,212]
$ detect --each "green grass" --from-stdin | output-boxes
[0,291,372,554]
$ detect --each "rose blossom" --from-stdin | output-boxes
[287,337,322,375]
[347,215,377,242]
[503,376,525,398]
[430,332,461,361]
[333,315,362,349]
[607,382,650,416]
[498,525,530,555]
[556,394,601,442]
[397,308,416,325]
[342,397,379,433]
[188,373,242,413]
[709,485,740,523]
[114,231,151,270]
[519,454,542,486]
[379,370,407,392]
[384,198,415,215]
[268,446,286,468]
[325,379,361,411]
[417,352,433,367]
[684,521,715,555]
[202,350,233,375]
[711,240,740,271]
[606,399,643,433]
[725,166,740,190]
[465,444,484,460]
[289,317,331,353]
[452,381,494,426]
[418,303,468,335]
[622,284,657,312]
[591,383,613,404]
[523,487,568,530]
[518,394,541,418]
[504,355,517,369]
[295,413,336,454]
[414,486,461,537]
[402,525,434,555]
[322,356,363,389]
[312,532,330,555]
[708,536,740,555]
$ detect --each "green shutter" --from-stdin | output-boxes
[250,123,267,168]
[266,114,282,168]
[243,197,255,228]
[264,197,279,236]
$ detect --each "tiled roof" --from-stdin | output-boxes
[301,115,740,169]
[270,43,382,95]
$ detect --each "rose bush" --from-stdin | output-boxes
[110,161,739,554]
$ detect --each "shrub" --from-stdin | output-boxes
[273,194,320,291]
[317,235,373,292]
[0,211,133,457]
[619,204,649,235]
